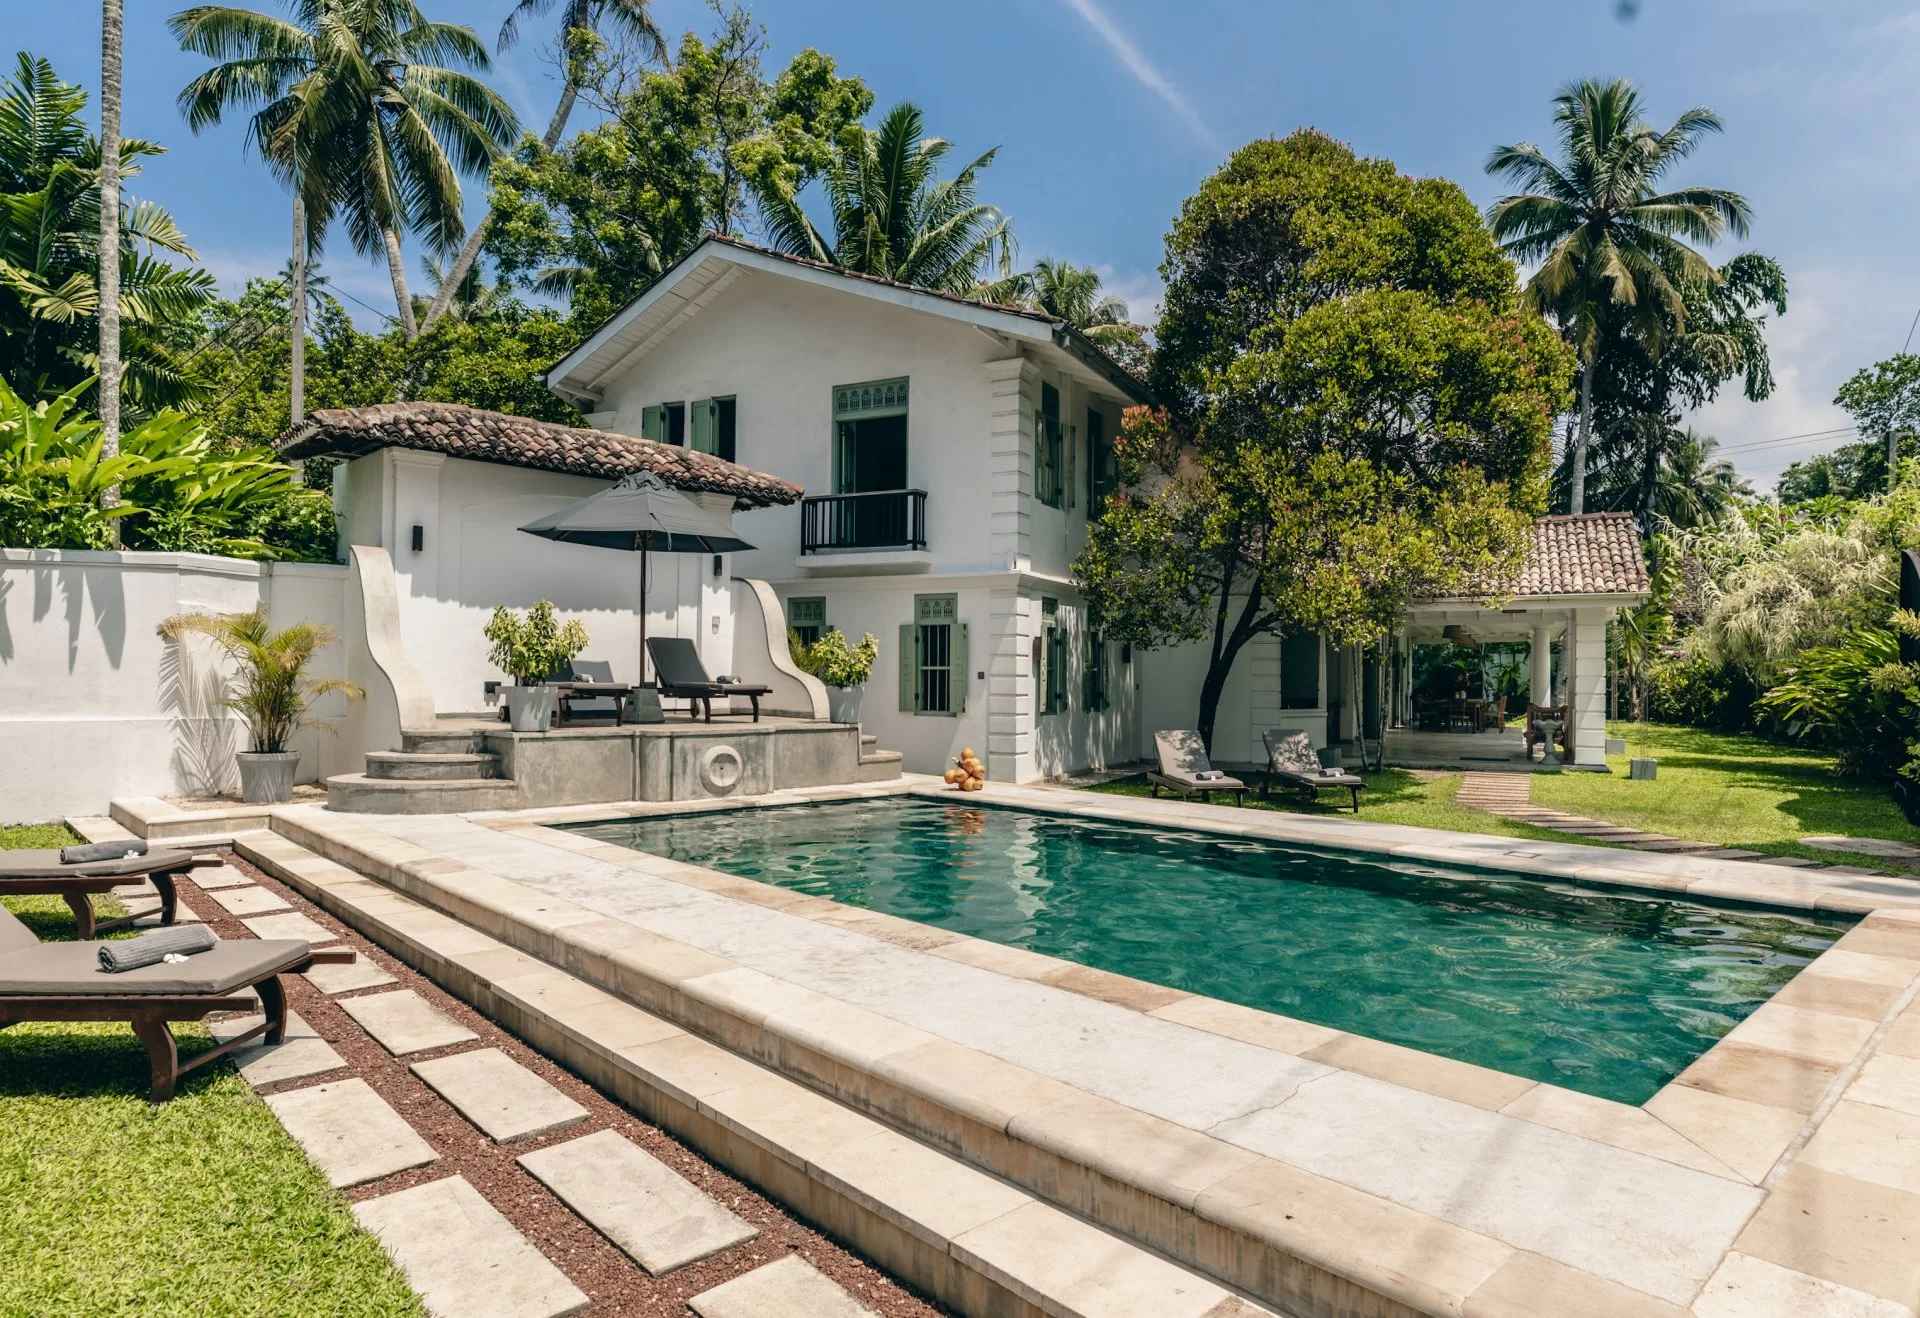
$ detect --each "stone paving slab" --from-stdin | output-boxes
[411,1047,588,1142]
[340,988,478,1056]
[193,864,256,890]
[687,1255,875,1318]
[353,1175,589,1318]
[1805,835,1920,861]
[303,953,397,994]
[206,884,291,916]
[264,1077,438,1188]
[209,1009,346,1086]
[241,910,335,943]
[517,1129,755,1274]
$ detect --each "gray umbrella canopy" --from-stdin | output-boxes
[518,469,755,553]
[517,470,756,685]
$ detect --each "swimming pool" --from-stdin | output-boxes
[570,799,1851,1104]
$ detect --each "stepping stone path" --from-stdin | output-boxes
[303,954,396,994]
[411,1048,588,1142]
[241,911,335,943]
[264,1077,439,1187]
[689,1255,877,1318]
[1803,834,1920,860]
[1453,771,1912,879]
[206,884,291,916]
[192,864,257,890]
[340,988,479,1056]
[518,1129,756,1274]
[353,1176,589,1318]
[210,1008,345,1086]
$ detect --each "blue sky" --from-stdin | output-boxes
[15,0,1920,484]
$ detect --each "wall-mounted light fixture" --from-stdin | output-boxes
[410,523,424,553]
[712,553,723,578]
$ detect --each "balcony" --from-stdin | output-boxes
[798,489,930,574]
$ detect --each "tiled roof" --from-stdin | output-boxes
[1468,512,1650,599]
[276,403,802,508]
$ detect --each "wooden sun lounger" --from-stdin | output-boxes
[1261,728,1366,813]
[647,637,772,723]
[0,904,351,1102]
[0,848,220,939]
[1148,730,1248,807]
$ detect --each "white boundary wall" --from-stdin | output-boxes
[0,548,354,823]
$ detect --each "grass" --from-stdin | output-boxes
[0,826,423,1317]
[1534,722,1920,871]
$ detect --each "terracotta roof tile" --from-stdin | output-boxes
[276,402,802,508]
[1477,512,1650,598]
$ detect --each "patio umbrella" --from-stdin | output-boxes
[518,470,755,684]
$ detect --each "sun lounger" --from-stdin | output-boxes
[1148,730,1248,806]
[0,904,351,1102]
[0,847,220,939]
[646,637,772,722]
[1261,729,1366,813]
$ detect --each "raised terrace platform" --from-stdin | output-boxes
[324,715,902,814]
[240,780,1920,1318]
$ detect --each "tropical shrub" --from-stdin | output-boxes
[1645,648,1762,732]
[483,602,589,685]
[794,629,879,688]
[1758,620,1920,820]
[157,608,362,753]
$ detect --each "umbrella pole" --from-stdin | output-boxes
[638,540,649,686]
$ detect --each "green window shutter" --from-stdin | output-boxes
[1064,422,1077,511]
[640,404,664,442]
[690,398,718,454]
[899,624,918,712]
[1083,633,1097,711]
[789,597,826,630]
[954,622,969,713]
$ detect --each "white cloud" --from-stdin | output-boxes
[1054,0,1220,152]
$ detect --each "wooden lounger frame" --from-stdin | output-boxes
[0,945,354,1102]
[0,853,221,940]
[1147,773,1247,807]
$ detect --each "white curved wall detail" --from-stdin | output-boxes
[346,546,437,749]
[730,577,828,719]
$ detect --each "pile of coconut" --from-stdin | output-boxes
[944,748,986,792]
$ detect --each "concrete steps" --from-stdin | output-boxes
[857,733,904,783]
[366,750,502,782]
[324,772,517,814]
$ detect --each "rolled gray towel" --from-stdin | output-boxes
[62,838,148,864]
[98,924,217,973]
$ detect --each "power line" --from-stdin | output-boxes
[1905,307,1920,356]
[1712,425,1860,455]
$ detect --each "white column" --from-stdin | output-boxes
[987,585,1035,782]
[1245,631,1281,764]
[1567,607,1608,767]
[986,357,1037,571]
[1529,623,1553,709]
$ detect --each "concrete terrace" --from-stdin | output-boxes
[220,777,1920,1318]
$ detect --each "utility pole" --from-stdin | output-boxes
[98,0,123,543]
[290,196,306,427]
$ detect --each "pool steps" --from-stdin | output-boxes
[251,804,1669,1318]
[242,819,1286,1318]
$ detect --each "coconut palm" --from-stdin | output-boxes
[171,0,519,341]
[420,0,664,334]
[753,101,1015,297]
[1588,421,1750,529]
[1486,78,1751,513]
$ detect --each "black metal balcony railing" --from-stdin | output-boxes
[800,489,927,554]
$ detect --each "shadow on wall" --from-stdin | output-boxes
[159,632,239,796]
[0,574,11,661]
[28,560,127,672]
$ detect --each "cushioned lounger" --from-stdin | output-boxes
[646,636,772,723]
[1261,728,1366,813]
[0,904,351,1101]
[0,848,217,939]
[1148,730,1248,806]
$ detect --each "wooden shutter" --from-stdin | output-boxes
[1064,422,1077,511]
[954,622,969,713]
[690,398,718,454]
[898,623,918,712]
[640,404,664,442]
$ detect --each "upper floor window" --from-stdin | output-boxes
[639,402,686,447]
[788,596,827,648]
[834,377,908,495]
[1087,407,1113,509]
[691,397,736,462]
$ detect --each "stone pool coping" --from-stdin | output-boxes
[268,782,1920,1315]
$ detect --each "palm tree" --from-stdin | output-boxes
[98,0,124,534]
[1486,78,1750,513]
[1587,421,1750,529]
[420,0,663,335]
[753,102,1015,297]
[171,0,519,343]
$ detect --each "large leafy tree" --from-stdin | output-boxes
[486,12,869,322]
[1084,132,1572,753]
[420,0,666,334]
[1487,78,1750,512]
[753,101,1016,296]
[1778,354,1920,501]
[0,54,215,411]
[171,0,519,340]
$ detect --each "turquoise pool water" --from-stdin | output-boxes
[571,800,1851,1104]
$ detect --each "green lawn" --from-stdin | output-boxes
[0,825,422,1317]
[1533,722,1920,871]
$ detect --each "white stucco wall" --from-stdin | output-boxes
[0,549,354,822]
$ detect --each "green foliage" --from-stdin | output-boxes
[1835,353,1920,441]
[158,608,362,753]
[1014,258,1148,373]
[484,601,589,684]
[1645,647,1762,731]
[0,53,216,411]
[0,373,326,558]
[1756,619,1920,819]
[1584,426,1750,528]
[795,629,878,688]
[1783,356,1920,502]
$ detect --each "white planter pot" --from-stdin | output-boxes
[827,684,864,725]
[504,685,558,732]
[236,750,301,804]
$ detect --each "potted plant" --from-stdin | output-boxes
[158,608,363,803]
[485,601,590,732]
[795,629,879,725]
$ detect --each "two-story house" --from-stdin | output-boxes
[544,234,1151,782]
